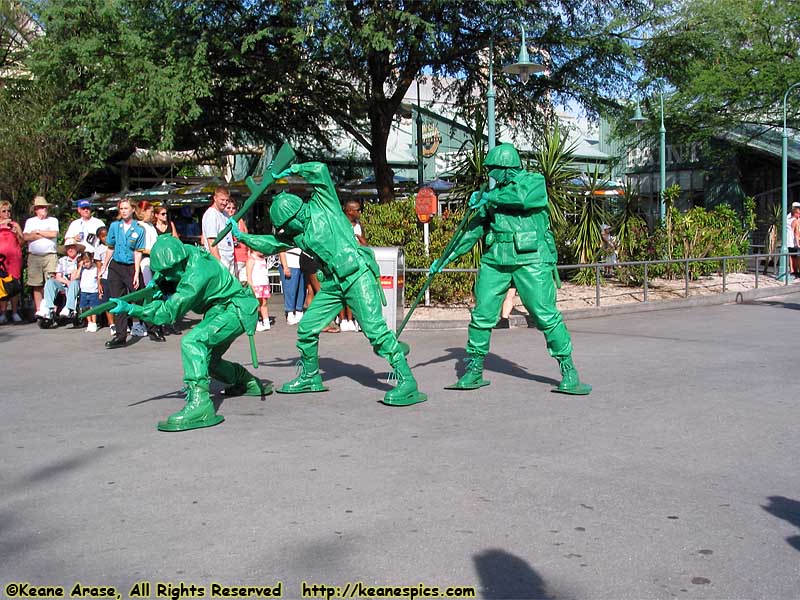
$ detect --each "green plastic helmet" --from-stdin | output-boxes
[150,235,188,272]
[484,143,522,168]
[269,192,305,229]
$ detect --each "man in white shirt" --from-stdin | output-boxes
[22,195,59,313]
[202,186,235,272]
[65,199,105,248]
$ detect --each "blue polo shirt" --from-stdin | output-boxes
[107,219,146,265]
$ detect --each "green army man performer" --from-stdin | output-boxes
[108,235,270,431]
[431,143,591,395]
[229,161,427,406]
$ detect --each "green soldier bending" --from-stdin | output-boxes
[230,161,426,406]
[432,143,591,395]
[109,236,270,431]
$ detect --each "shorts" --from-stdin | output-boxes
[252,284,271,299]
[26,253,57,287]
[80,292,100,309]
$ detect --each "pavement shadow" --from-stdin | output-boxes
[258,354,392,392]
[319,356,392,392]
[762,495,800,551]
[474,548,554,599]
[743,299,800,311]
[413,347,559,387]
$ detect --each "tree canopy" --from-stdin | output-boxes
[633,0,800,142]
[11,0,656,202]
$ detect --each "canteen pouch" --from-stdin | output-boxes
[513,230,539,253]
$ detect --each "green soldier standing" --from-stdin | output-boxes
[109,235,270,431]
[432,143,591,395]
[230,161,426,406]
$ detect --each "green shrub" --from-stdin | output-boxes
[362,197,476,305]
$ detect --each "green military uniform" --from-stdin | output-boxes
[110,236,269,431]
[438,143,591,394]
[232,161,426,406]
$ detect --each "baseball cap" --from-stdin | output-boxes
[792,202,800,209]
[77,199,91,208]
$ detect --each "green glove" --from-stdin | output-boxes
[227,217,241,237]
[146,279,164,300]
[429,258,444,275]
[468,190,490,209]
[272,168,293,179]
[109,298,133,315]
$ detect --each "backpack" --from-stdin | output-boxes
[0,254,22,299]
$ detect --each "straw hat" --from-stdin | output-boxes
[58,237,86,254]
[31,195,52,209]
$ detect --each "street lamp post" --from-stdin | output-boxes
[485,24,544,152]
[658,91,666,222]
[780,82,800,282]
[630,91,667,223]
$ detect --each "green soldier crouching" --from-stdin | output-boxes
[230,161,426,406]
[432,143,591,395]
[109,235,270,431]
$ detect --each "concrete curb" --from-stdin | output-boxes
[405,284,800,330]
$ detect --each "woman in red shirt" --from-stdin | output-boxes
[0,200,24,322]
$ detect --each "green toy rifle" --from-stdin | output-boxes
[80,286,158,319]
[396,184,487,337]
[211,142,297,247]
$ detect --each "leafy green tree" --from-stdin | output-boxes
[636,0,800,141]
[21,0,655,202]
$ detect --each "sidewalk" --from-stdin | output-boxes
[405,271,797,328]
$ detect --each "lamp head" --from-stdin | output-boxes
[502,28,544,84]
[630,102,648,128]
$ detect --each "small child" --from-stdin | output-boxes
[94,226,113,333]
[246,248,271,331]
[78,251,100,332]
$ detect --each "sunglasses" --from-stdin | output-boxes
[0,209,10,213]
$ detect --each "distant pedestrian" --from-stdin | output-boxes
[600,223,618,276]
[65,199,105,248]
[100,198,145,348]
[0,199,24,322]
[202,186,235,272]
[23,196,59,315]
[279,248,305,324]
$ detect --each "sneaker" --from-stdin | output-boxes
[130,322,147,337]
[0,313,7,324]
[86,322,98,333]
[59,306,72,318]
[256,320,269,332]
[294,310,303,323]
[10,312,22,323]
[35,307,50,319]
[341,319,357,332]
[286,312,297,325]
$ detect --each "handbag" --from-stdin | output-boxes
[0,254,21,299]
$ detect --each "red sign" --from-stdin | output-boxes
[380,275,393,289]
[415,187,438,223]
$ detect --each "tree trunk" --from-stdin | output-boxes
[368,103,395,203]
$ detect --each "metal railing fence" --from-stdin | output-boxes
[407,252,796,308]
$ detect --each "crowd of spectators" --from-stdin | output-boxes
[0,189,369,344]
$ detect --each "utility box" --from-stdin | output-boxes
[371,246,405,331]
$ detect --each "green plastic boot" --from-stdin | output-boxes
[277,360,328,394]
[553,357,592,395]
[223,377,273,398]
[157,380,224,431]
[382,353,427,406]
[445,355,490,390]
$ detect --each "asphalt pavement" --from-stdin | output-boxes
[1,293,799,599]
